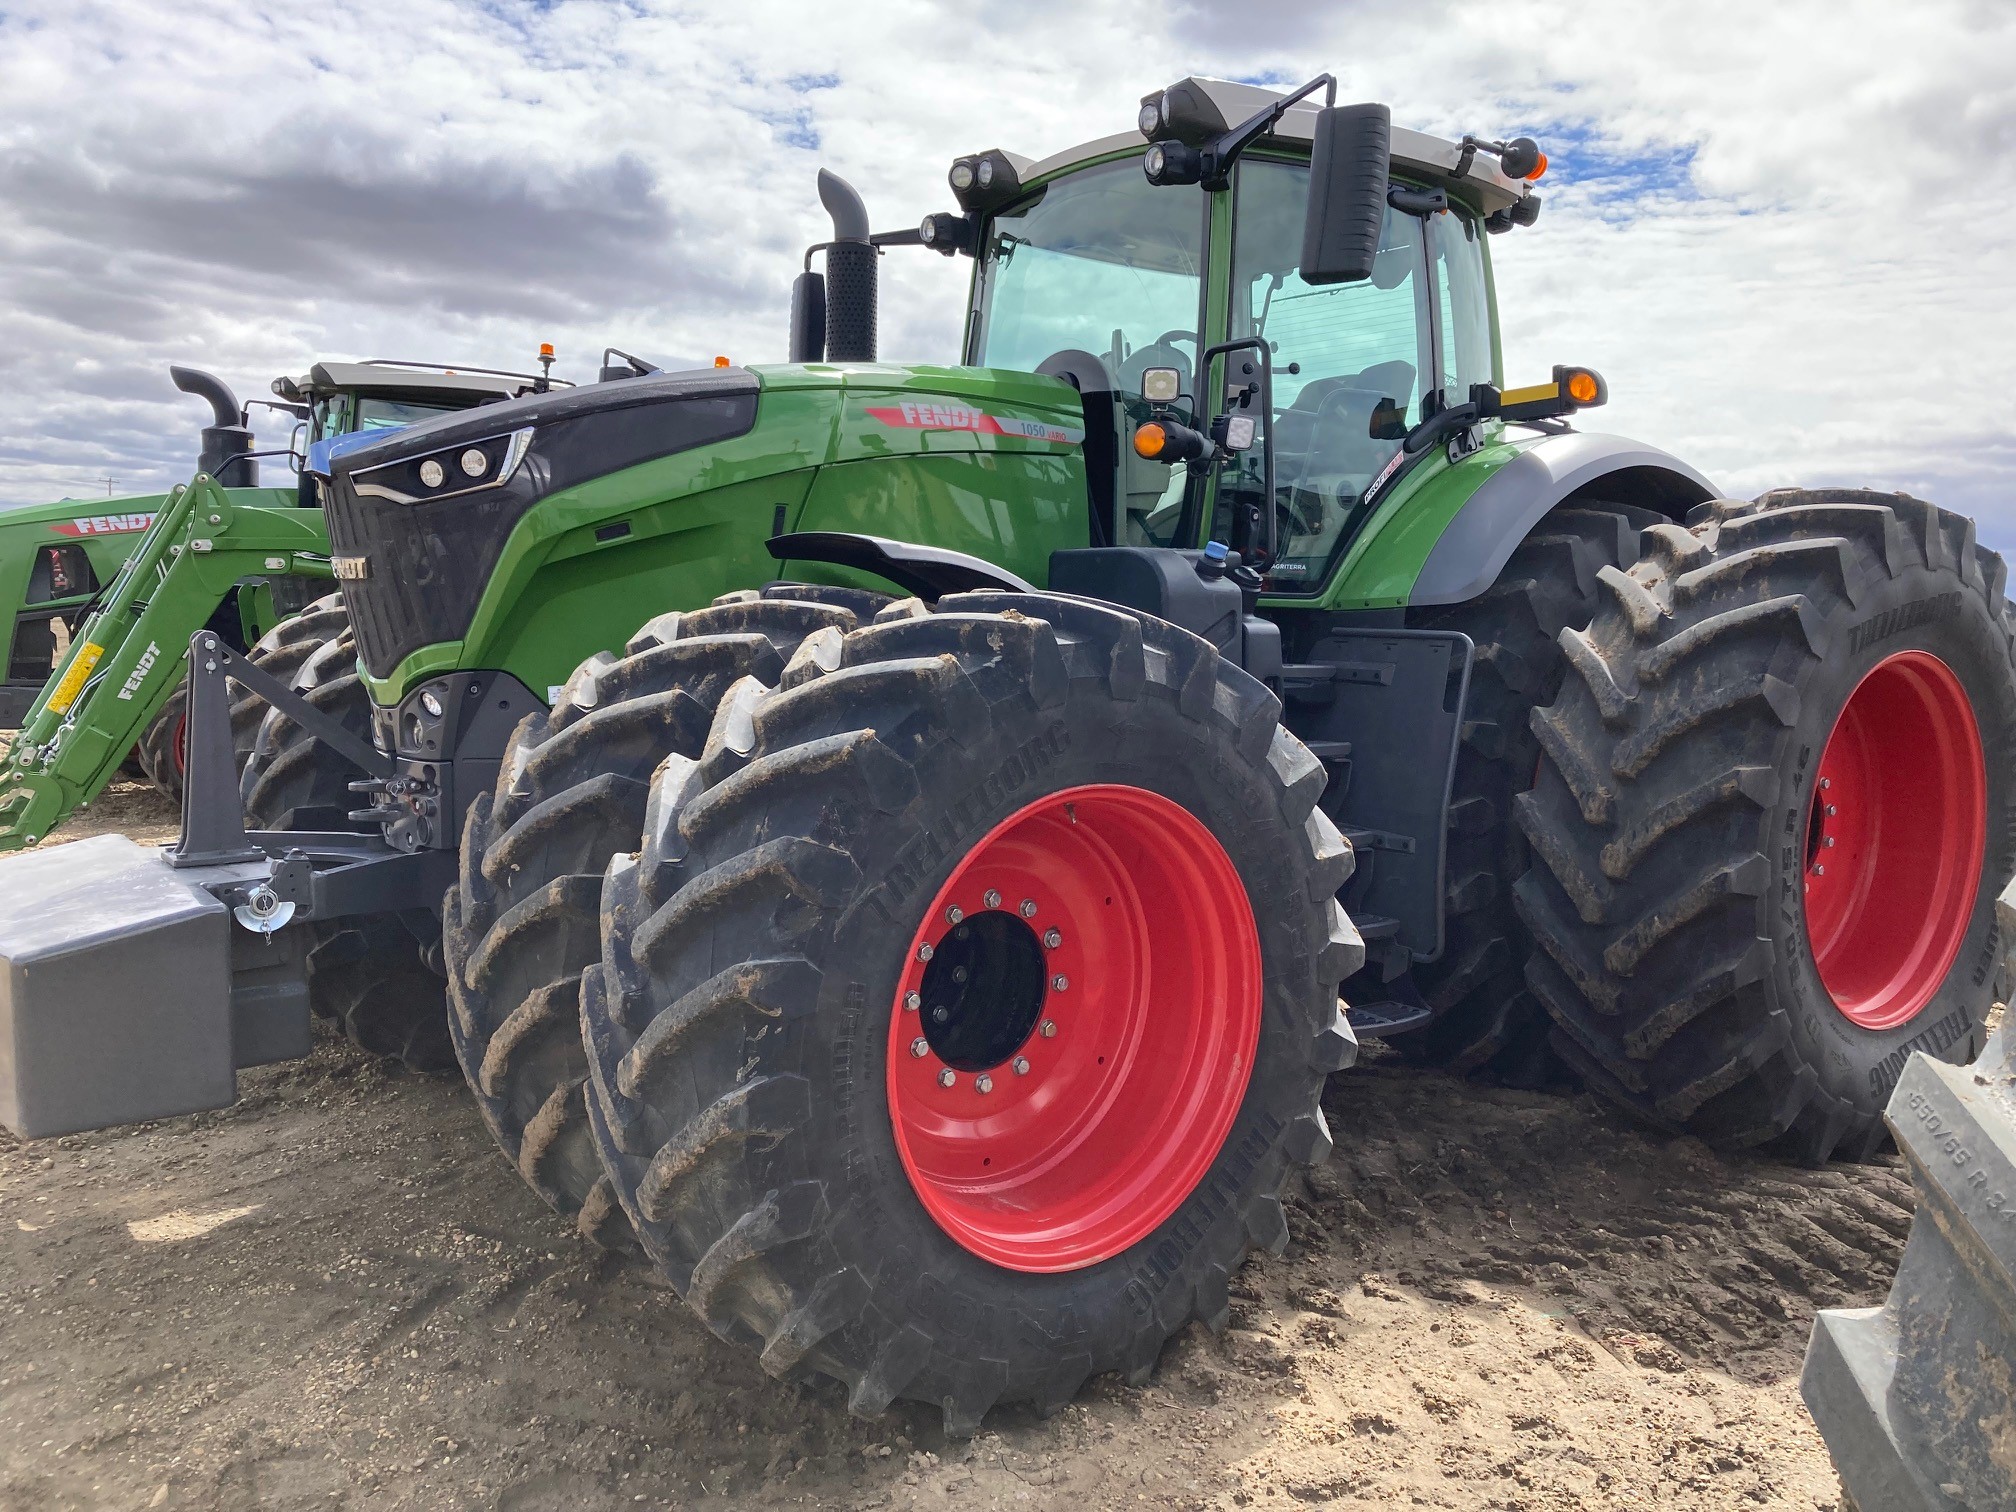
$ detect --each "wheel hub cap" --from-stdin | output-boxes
[886,784,1262,1272]
[1804,649,1986,1031]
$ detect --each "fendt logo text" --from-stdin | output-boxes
[116,642,161,701]
[52,513,156,538]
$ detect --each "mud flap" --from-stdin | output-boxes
[0,834,304,1138]
[1801,1024,2016,1510]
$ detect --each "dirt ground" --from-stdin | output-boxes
[0,781,1887,1511]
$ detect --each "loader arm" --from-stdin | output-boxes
[0,473,331,849]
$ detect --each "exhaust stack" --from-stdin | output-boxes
[170,366,257,488]
[790,170,878,364]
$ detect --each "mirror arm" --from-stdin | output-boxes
[1200,73,1337,190]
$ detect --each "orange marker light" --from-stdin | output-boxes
[539,342,555,359]
[1525,152,1548,182]
[1133,423,1167,460]
[1565,369,1599,404]
[714,355,732,368]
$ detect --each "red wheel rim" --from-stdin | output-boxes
[886,784,1262,1273]
[1803,650,1985,1030]
[172,711,188,778]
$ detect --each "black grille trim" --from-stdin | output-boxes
[326,368,760,679]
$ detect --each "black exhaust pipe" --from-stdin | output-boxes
[817,170,877,363]
[170,366,257,488]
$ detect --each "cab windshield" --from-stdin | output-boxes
[310,392,471,443]
[972,158,1205,546]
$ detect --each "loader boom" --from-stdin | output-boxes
[0,474,331,849]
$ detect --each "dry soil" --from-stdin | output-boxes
[0,780,1886,1510]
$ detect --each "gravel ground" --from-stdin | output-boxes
[0,782,1885,1511]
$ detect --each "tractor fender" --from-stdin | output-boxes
[1408,431,1716,608]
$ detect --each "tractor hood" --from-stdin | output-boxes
[323,361,1085,682]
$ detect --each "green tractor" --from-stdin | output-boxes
[0,356,562,824]
[3,76,2010,1432]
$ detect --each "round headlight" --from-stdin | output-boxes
[1138,100,1162,137]
[917,214,937,244]
[1145,144,1166,180]
[949,160,975,192]
[976,157,995,189]
[418,459,445,488]
[460,447,489,478]
[419,690,444,718]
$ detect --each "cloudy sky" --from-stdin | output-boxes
[2,0,2012,547]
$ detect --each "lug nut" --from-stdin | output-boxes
[938,1068,956,1088]
[933,1006,949,1023]
[904,991,920,1012]
[1823,836,1836,848]
[1825,804,1837,816]
[952,966,969,983]
[1820,777,1832,790]
[1813,864,1826,876]
[1040,1019,1057,1038]
[917,942,934,962]
[983,889,1002,909]
[1044,928,1063,949]
[947,905,964,924]
[975,1074,993,1094]
[910,1037,929,1058]
[1052,974,1069,992]
[1013,1056,1030,1076]
[1020,899,1038,918]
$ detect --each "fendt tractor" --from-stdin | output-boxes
[3,77,2010,1433]
[0,355,560,809]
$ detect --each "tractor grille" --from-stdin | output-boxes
[323,369,759,680]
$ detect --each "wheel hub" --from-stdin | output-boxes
[1803,649,1986,1031]
[886,784,1261,1273]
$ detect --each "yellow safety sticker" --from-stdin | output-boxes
[46,642,103,714]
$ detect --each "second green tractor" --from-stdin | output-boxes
[3,74,2009,1433]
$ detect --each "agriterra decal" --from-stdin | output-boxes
[865,402,1083,446]
[51,513,156,537]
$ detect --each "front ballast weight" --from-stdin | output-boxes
[0,629,446,1139]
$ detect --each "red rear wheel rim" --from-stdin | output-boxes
[172,711,188,778]
[886,783,1262,1273]
[1803,650,1985,1030]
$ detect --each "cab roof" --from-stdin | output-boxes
[1014,77,1533,214]
[280,362,536,403]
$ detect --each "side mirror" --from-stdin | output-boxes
[1302,103,1391,285]
[789,270,827,363]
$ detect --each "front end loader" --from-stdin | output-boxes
[2,74,2008,1433]
[0,356,563,831]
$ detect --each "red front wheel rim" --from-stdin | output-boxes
[886,783,1262,1273]
[1803,649,1986,1031]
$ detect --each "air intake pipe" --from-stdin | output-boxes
[169,365,257,488]
[790,169,878,364]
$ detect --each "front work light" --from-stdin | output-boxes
[949,158,977,193]
[1143,140,1203,186]
[1140,366,1182,403]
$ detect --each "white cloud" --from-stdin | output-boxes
[1,0,2011,549]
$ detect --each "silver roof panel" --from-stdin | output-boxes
[1018,77,1530,214]
[297,363,529,400]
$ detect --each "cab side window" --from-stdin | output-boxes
[1433,209,1495,406]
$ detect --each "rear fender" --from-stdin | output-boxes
[1407,431,1716,608]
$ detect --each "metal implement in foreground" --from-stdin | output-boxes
[1,73,2011,1432]
[1803,1026,2016,1510]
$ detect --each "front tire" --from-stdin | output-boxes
[580,592,1362,1430]
[1514,490,2016,1161]
[239,596,455,1073]
[443,584,887,1250]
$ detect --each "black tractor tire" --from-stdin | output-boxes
[443,584,889,1251]
[578,591,1363,1432]
[1396,501,1664,1080]
[1514,490,2016,1161]
[133,594,354,803]
[239,597,456,1074]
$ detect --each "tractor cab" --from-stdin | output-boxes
[275,359,562,506]
[948,78,1539,594]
